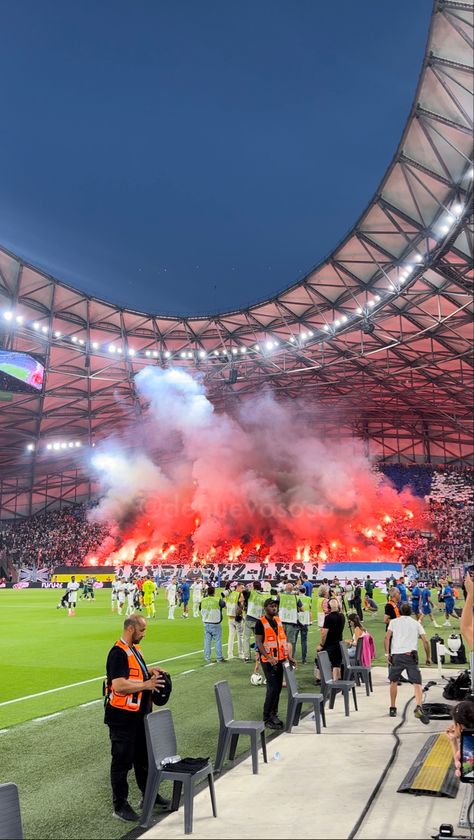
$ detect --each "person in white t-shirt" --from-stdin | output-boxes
[191,579,203,618]
[66,576,80,617]
[167,578,177,620]
[384,602,431,723]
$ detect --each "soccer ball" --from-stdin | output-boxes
[250,673,263,686]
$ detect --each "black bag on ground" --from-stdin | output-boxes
[442,670,471,701]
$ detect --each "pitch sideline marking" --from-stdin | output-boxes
[0,647,207,708]
[1,625,319,708]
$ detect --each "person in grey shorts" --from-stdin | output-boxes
[384,602,431,723]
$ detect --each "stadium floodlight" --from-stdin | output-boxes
[187,351,193,359]
[16,315,23,324]
[72,336,78,343]
[116,347,122,354]
[368,300,375,308]
[68,442,74,448]
[452,203,463,215]
[33,322,40,330]
[232,348,238,355]
[414,254,423,263]
[128,348,135,356]
[356,308,362,315]
[3,311,13,321]
[240,347,246,353]
[341,315,348,323]
[78,339,84,345]
[265,341,273,350]
[108,344,115,353]
[145,350,151,357]
[60,442,67,449]
[308,330,313,337]
[213,349,219,356]
[440,225,449,235]
[53,443,60,451]
[26,443,35,452]
[468,167,474,179]
[290,336,295,342]
[180,351,186,358]
[400,277,406,284]
[162,351,169,358]
[92,341,99,350]
[374,295,381,302]
[254,344,260,351]
[41,326,48,334]
[75,441,81,447]
[334,320,341,328]
[199,350,206,358]
[153,351,159,357]
[54,330,61,338]
[46,443,52,450]
[323,324,329,331]
[301,332,307,340]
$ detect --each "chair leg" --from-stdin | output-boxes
[343,689,350,717]
[250,731,259,774]
[171,780,182,812]
[208,771,217,817]
[139,767,160,828]
[215,729,232,774]
[285,699,295,733]
[313,702,321,734]
[260,730,268,763]
[183,777,194,835]
[321,701,327,728]
[329,688,336,709]
[369,671,373,692]
[352,686,358,711]
[228,733,239,761]
[214,728,226,774]
[294,702,302,726]
[363,673,370,697]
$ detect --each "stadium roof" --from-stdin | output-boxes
[0,0,472,516]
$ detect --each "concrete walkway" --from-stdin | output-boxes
[140,667,469,840]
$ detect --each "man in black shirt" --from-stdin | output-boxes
[255,598,296,730]
[317,598,345,679]
[104,614,172,822]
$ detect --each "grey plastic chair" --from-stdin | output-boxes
[317,650,358,716]
[283,661,326,734]
[214,681,267,775]
[140,709,217,834]
[0,783,22,840]
[340,642,373,695]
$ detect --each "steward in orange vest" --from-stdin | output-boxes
[255,597,296,731]
[104,615,172,821]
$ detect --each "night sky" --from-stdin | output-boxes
[0,1,431,316]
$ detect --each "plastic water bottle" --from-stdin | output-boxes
[273,751,281,761]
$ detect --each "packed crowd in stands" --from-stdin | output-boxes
[0,466,472,575]
[0,503,110,570]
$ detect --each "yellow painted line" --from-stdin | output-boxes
[411,734,453,792]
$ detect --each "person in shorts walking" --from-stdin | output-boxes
[384,602,431,723]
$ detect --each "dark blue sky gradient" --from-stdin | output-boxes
[0,1,431,315]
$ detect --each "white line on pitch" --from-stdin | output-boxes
[79,700,102,708]
[0,647,207,707]
[181,669,196,675]
[32,712,63,723]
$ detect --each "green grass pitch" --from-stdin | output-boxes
[0,586,460,839]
